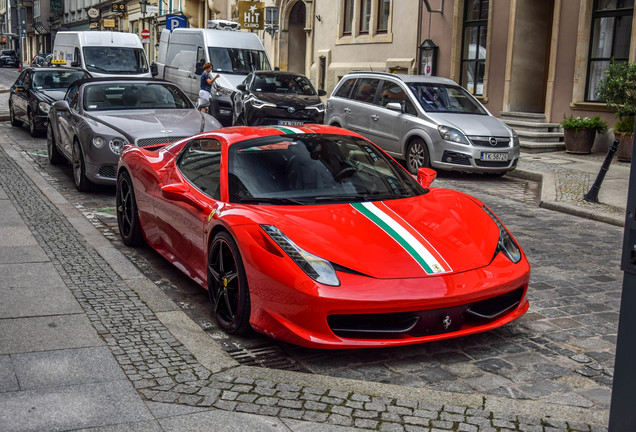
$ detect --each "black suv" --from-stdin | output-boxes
[0,50,19,68]
[232,71,326,126]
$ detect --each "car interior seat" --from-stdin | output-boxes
[86,87,111,109]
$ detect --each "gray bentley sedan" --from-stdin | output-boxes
[47,77,221,191]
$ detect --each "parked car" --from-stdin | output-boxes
[116,124,530,348]
[47,77,222,192]
[232,70,326,126]
[31,53,52,67]
[9,66,91,137]
[325,71,520,175]
[0,50,19,68]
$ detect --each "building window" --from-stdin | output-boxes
[586,0,634,102]
[460,0,489,96]
[360,0,372,33]
[343,0,354,35]
[377,0,390,33]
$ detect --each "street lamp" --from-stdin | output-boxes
[140,0,149,30]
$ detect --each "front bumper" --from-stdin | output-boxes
[430,138,520,173]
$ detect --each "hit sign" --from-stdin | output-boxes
[239,1,264,30]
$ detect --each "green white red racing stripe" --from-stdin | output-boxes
[351,201,452,275]
[270,126,314,134]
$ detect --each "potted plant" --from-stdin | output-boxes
[598,59,636,162]
[560,114,608,154]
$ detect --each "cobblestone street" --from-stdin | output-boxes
[0,122,622,432]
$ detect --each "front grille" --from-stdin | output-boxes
[469,136,511,148]
[327,287,525,339]
[441,150,471,166]
[475,160,511,168]
[136,136,188,148]
[98,164,117,179]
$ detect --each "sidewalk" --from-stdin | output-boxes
[0,89,627,430]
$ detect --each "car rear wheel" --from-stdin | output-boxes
[207,231,251,334]
[72,140,91,192]
[116,171,144,246]
[47,124,64,165]
[406,137,430,175]
[9,103,21,127]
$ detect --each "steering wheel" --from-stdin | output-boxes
[334,166,357,182]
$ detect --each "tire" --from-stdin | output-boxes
[116,171,144,246]
[72,140,91,192]
[47,123,64,165]
[207,231,251,335]
[405,137,430,175]
[28,110,40,137]
[9,103,21,127]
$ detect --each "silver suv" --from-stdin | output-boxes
[325,72,519,175]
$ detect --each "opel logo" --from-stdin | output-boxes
[287,107,296,114]
[442,315,452,329]
[489,137,498,146]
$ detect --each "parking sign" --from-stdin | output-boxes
[167,14,187,31]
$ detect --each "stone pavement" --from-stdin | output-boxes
[0,85,631,430]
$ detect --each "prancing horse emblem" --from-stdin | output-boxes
[442,315,452,329]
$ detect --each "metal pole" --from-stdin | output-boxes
[609,127,636,431]
[584,139,619,203]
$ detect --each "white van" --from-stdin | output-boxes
[156,26,271,123]
[52,31,152,78]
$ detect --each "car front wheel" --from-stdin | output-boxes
[406,137,430,175]
[9,103,21,127]
[207,231,251,335]
[28,110,40,137]
[47,124,64,165]
[116,171,144,246]
[72,140,91,192]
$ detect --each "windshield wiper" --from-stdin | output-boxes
[238,196,307,205]
[313,194,409,203]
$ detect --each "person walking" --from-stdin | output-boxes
[198,62,220,113]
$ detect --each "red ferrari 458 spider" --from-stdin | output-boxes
[116,124,530,348]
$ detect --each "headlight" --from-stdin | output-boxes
[261,225,340,286]
[306,102,325,112]
[248,96,276,109]
[483,206,522,263]
[512,130,520,147]
[92,136,106,148]
[109,138,128,155]
[38,102,51,114]
[438,125,470,145]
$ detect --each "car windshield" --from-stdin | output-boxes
[228,134,426,204]
[83,47,149,74]
[32,70,87,90]
[83,82,193,111]
[208,47,271,75]
[251,74,317,95]
[407,83,487,114]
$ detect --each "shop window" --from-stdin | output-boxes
[585,0,634,102]
[460,0,489,96]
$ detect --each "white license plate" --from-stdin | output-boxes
[480,152,509,161]
[278,120,304,126]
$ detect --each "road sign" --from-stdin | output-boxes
[167,14,187,31]
[141,29,150,39]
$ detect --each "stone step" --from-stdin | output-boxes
[499,111,547,123]
[514,130,565,143]
[503,119,563,133]
[519,139,565,153]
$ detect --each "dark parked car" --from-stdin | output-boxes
[47,77,222,192]
[0,50,19,68]
[232,71,326,126]
[9,66,91,137]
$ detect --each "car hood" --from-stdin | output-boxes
[37,89,66,104]
[253,92,321,107]
[252,189,502,279]
[427,113,512,137]
[86,110,208,139]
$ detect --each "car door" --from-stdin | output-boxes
[344,78,381,139]
[54,84,81,159]
[12,70,31,121]
[153,138,222,284]
[365,80,416,155]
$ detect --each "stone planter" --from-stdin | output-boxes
[563,128,596,154]
[615,131,634,162]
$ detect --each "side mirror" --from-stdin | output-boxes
[386,102,403,112]
[236,83,246,92]
[52,100,70,111]
[195,61,204,76]
[318,89,327,97]
[416,167,437,188]
[150,63,158,77]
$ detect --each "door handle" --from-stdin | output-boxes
[371,114,379,121]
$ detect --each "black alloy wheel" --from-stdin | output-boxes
[72,140,91,192]
[47,123,64,165]
[207,231,251,334]
[406,137,430,175]
[116,171,144,246]
[28,110,39,137]
[9,103,21,127]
